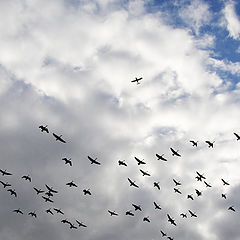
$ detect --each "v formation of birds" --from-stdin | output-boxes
[1,84,239,238]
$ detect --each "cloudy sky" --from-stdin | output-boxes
[0,0,240,239]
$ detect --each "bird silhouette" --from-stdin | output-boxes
[62,157,72,166]
[118,160,127,166]
[8,189,17,197]
[132,204,142,211]
[22,175,31,182]
[39,125,49,133]
[0,181,11,188]
[154,182,160,190]
[153,201,161,210]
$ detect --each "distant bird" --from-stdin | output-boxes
[228,206,235,212]
[61,219,71,224]
[128,178,139,188]
[222,193,227,199]
[234,132,240,141]
[143,216,150,222]
[33,187,44,195]
[45,191,54,197]
[140,169,150,176]
[52,133,66,143]
[168,237,174,240]
[196,171,206,181]
[167,214,176,226]
[39,125,49,133]
[204,181,212,188]
[195,176,202,181]
[188,210,197,217]
[156,154,167,161]
[108,210,118,216]
[160,230,167,237]
[205,141,214,148]
[153,201,161,210]
[180,213,187,218]
[62,158,72,166]
[187,194,194,200]
[28,211,37,218]
[195,189,202,197]
[174,188,182,194]
[154,182,160,190]
[170,148,181,157]
[135,157,146,165]
[190,140,198,147]
[0,169,12,176]
[118,160,127,166]
[76,220,87,227]
[45,184,58,193]
[0,181,11,188]
[132,204,142,211]
[221,179,230,186]
[8,189,17,197]
[66,181,77,188]
[13,209,23,214]
[126,210,134,216]
[69,223,77,229]
[83,189,91,195]
[173,179,181,186]
[42,196,54,203]
[46,208,54,215]
[22,175,31,182]
[88,156,101,165]
[131,77,142,84]
[54,208,64,215]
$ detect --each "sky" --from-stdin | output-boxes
[0,0,240,239]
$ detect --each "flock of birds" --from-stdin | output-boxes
[0,123,239,239]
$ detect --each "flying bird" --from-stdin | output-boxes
[132,204,142,211]
[13,209,23,214]
[167,214,176,226]
[180,213,187,218]
[168,237,174,240]
[83,189,91,195]
[108,210,118,216]
[62,157,72,166]
[205,141,214,148]
[61,219,71,224]
[39,125,49,133]
[143,216,150,222]
[196,171,206,181]
[0,169,12,176]
[188,210,197,217]
[173,179,181,186]
[234,132,240,140]
[221,179,230,186]
[131,77,142,84]
[160,230,167,237]
[128,178,139,188]
[156,153,167,161]
[28,211,37,218]
[140,169,150,176]
[204,181,212,188]
[76,220,87,227]
[66,181,77,188]
[0,181,11,188]
[54,208,64,215]
[195,189,202,197]
[173,188,182,194]
[170,148,181,157]
[45,191,54,197]
[222,193,227,199]
[8,189,17,197]
[88,156,101,165]
[134,157,146,165]
[118,160,127,166]
[46,208,54,215]
[22,175,31,182]
[190,140,198,147]
[45,184,58,193]
[126,210,134,216]
[69,223,78,229]
[153,201,161,210]
[52,133,66,143]
[228,206,235,212]
[187,194,194,200]
[42,196,54,203]
[154,182,160,190]
[33,187,44,195]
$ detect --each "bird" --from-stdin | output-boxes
[46,208,54,215]
[83,189,91,195]
[168,237,174,240]
[108,210,118,216]
[62,157,72,166]
[204,181,212,188]
[221,179,230,186]
[234,132,240,140]
[13,209,23,214]
[66,181,77,187]
[173,188,182,194]
[173,179,181,186]
[170,148,181,157]
[8,189,17,197]
[0,181,11,188]
[0,169,12,176]
[188,210,197,217]
[61,219,71,224]
[33,187,44,195]
[42,196,54,203]
[118,160,127,166]
[156,154,167,161]
[132,204,142,211]
[160,230,167,237]
[196,171,206,181]
[54,208,64,215]
[140,169,150,176]
[228,206,235,212]
[45,184,58,193]
[134,157,146,165]
[187,194,194,200]
[69,223,78,229]
[76,220,87,227]
[88,156,101,165]
[128,178,139,188]
[154,182,160,190]
[52,133,66,143]
[143,216,150,222]
[39,125,49,133]
[126,210,134,216]
[205,141,214,148]
[222,193,227,199]
[45,191,54,197]
[28,211,37,218]
[180,213,187,218]
[195,189,202,197]
[153,201,161,210]
[131,77,142,84]
[22,175,31,182]
[167,214,176,226]
[190,140,198,147]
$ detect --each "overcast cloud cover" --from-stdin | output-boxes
[0,0,240,239]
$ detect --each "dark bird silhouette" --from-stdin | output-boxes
[188,210,197,217]
[195,189,202,197]
[22,175,31,182]
[195,176,202,181]
[45,184,58,193]
[173,179,181,186]
[187,194,194,200]
[0,169,12,176]
[62,157,72,166]
[128,178,139,188]
[61,219,71,224]
[13,209,23,214]
[39,125,49,133]
[131,77,142,84]
[154,182,160,190]
[180,213,187,218]
[108,210,118,216]
[76,220,87,227]
[42,196,54,203]
[168,237,174,240]
[222,193,227,199]
[140,169,150,176]
[8,189,17,197]
[156,153,167,161]
[228,206,235,212]
[28,211,37,218]
[160,230,167,237]
[46,208,54,215]
[190,140,198,147]
[118,160,127,166]
[134,157,146,165]
[0,181,11,188]
[174,188,182,194]
[45,191,54,197]
[221,179,230,186]
[88,156,101,165]
[132,204,142,211]
[54,208,64,215]
[69,223,77,229]
[204,181,212,188]
[126,210,134,216]
[234,132,240,140]
[205,140,214,148]
[33,187,44,195]
[66,181,77,187]
[153,201,161,210]
[196,171,206,181]
[170,148,181,157]
[143,216,150,222]
[52,133,66,143]
[167,214,176,226]
[83,189,91,195]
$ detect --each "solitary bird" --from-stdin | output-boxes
[22,175,31,182]
[234,132,240,140]
[143,216,150,222]
[88,156,101,165]
[62,158,72,166]
[205,141,214,148]
[168,237,174,240]
[69,223,77,229]
[128,178,139,188]
[46,208,54,215]
[0,169,12,176]
[108,210,118,216]
[8,189,17,197]
[204,181,212,188]
[228,206,235,212]
[167,214,176,226]
[54,208,64,215]
[140,169,150,177]
[132,204,142,211]
[118,160,127,166]
[180,213,187,218]
[160,230,167,237]
[135,157,146,165]
[45,184,58,193]
[187,194,194,200]
[28,211,37,218]
[131,77,142,84]
[154,182,160,190]
[61,219,71,224]
[83,189,91,195]
[174,188,182,194]
[195,189,202,197]
[126,210,134,216]
[173,179,181,186]
[52,133,66,143]
[170,148,181,157]
[42,196,54,203]
[13,209,23,214]
[190,140,198,147]
[221,179,230,186]
[33,187,44,195]
[66,181,77,187]
[196,171,206,181]
[156,154,167,161]
[76,220,87,227]
[39,125,49,133]
[153,201,161,210]
[188,210,197,217]
[0,181,11,188]
[222,193,227,199]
